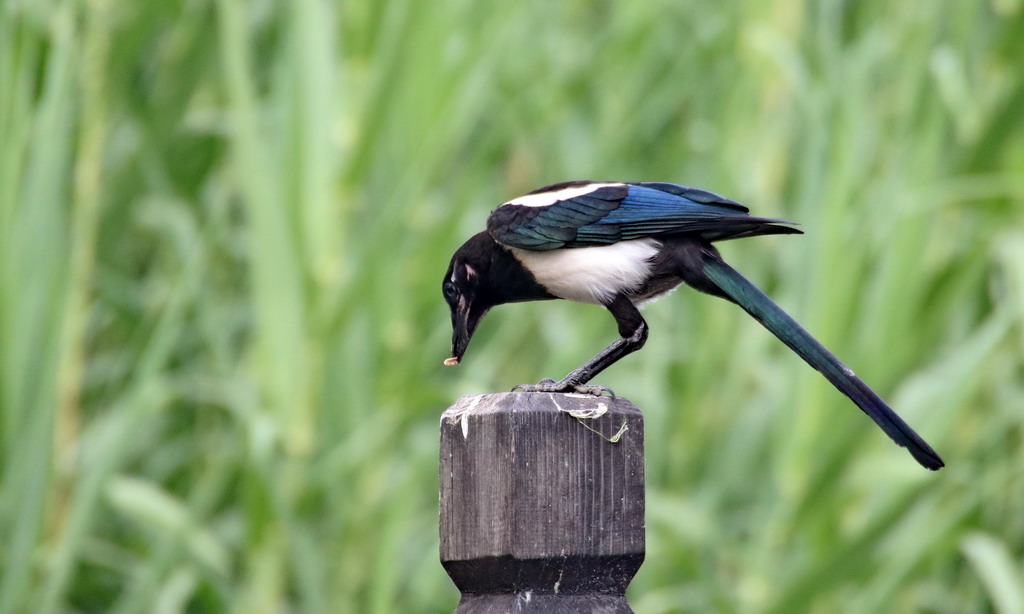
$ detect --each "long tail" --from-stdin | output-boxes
[701,253,944,470]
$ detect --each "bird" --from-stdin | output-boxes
[441,180,944,470]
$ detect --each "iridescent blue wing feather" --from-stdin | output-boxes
[487,181,798,251]
[486,182,626,250]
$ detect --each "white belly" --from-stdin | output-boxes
[508,239,660,304]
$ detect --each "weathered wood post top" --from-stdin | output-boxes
[439,392,645,613]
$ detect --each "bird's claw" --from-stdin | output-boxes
[511,380,615,397]
[511,381,562,393]
[511,378,556,392]
[572,384,616,397]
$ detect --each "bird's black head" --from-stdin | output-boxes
[442,232,499,366]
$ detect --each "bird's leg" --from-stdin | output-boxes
[513,295,647,396]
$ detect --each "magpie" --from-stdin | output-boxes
[442,180,944,470]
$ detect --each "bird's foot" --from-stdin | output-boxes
[512,378,615,397]
[569,384,616,397]
[511,378,561,393]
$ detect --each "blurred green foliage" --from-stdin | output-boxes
[1,0,1023,612]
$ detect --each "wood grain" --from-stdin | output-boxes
[439,392,645,613]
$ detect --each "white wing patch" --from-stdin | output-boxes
[507,238,660,304]
[503,182,624,208]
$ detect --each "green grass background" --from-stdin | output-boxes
[2,0,1023,612]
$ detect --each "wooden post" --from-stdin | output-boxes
[439,392,645,613]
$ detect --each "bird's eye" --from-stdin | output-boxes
[443,282,457,300]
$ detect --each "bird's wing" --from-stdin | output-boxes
[487,181,795,251]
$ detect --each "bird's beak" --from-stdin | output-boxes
[445,300,486,366]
